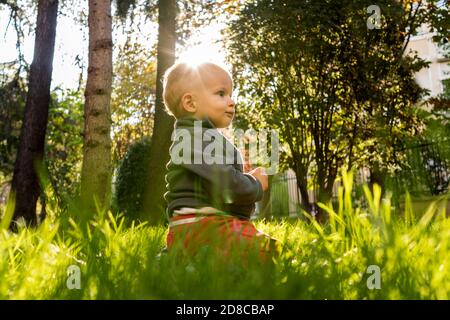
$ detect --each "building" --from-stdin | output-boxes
[407,23,450,97]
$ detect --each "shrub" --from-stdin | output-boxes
[113,136,152,221]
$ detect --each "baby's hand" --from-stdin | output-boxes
[248,167,269,191]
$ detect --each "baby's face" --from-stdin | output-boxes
[192,67,235,128]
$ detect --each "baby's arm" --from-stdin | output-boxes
[182,162,263,205]
[178,129,265,206]
[247,167,269,192]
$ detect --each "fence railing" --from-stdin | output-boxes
[255,139,450,219]
[394,139,450,196]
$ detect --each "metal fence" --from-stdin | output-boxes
[256,139,450,218]
[394,139,450,196]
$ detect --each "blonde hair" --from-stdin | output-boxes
[162,61,232,118]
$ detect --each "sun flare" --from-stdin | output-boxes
[177,24,228,68]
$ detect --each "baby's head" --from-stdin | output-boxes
[163,61,235,128]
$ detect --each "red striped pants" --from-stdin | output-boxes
[166,213,279,262]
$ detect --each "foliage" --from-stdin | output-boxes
[420,100,450,166]
[111,41,156,165]
[45,89,84,204]
[428,70,450,121]
[0,69,26,177]
[0,73,84,208]
[226,0,433,206]
[113,0,242,46]
[1,169,450,299]
[426,0,450,51]
[113,136,152,221]
[427,1,450,133]
[0,0,36,70]
[391,105,450,197]
[443,78,450,100]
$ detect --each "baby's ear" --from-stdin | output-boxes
[180,92,196,113]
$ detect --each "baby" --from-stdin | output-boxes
[163,61,279,262]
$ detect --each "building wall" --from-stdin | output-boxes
[407,25,450,97]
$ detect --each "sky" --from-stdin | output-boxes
[1,8,87,89]
[0,6,228,90]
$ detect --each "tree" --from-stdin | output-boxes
[45,89,84,205]
[427,1,450,119]
[9,0,59,227]
[111,41,156,165]
[0,0,35,74]
[113,0,241,223]
[226,0,430,215]
[141,0,177,224]
[80,0,113,218]
[0,70,26,177]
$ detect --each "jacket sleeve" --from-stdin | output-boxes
[182,162,264,205]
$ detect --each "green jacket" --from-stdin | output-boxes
[164,116,263,220]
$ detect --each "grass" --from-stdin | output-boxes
[0,169,449,299]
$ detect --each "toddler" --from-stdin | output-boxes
[163,61,279,262]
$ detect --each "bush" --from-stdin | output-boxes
[113,136,152,221]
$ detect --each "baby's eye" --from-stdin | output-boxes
[217,91,225,97]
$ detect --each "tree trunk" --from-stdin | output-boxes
[80,0,113,218]
[369,164,386,196]
[315,184,332,223]
[295,171,311,214]
[10,0,58,228]
[315,169,337,223]
[142,0,177,225]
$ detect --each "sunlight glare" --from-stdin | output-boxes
[177,24,228,68]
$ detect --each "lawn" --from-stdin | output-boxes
[0,171,449,300]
